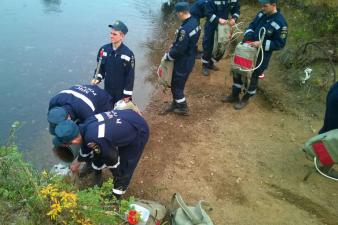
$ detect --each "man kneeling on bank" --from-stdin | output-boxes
[53,109,149,198]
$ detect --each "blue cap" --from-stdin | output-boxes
[108,20,128,34]
[52,120,79,147]
[175,2,190,12]
[48,107,68,124]
[258,0,277,4]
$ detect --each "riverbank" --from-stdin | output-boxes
[128,3,338,225]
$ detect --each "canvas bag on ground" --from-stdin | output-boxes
[157,58,174,88]
[212,24,232,61]
[130,199,167,225]
[170,193,214,225]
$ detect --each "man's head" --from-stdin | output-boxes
[108,20,128,44]
[175,2,191,21]
[259,0,277,15]
[48,107,68,135]
[53,120,82,147]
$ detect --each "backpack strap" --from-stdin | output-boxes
[171,193,202,225]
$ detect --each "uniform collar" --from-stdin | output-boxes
[109,42,125,54]
[181,16,192,26]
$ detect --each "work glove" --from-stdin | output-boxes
[91,74,103,85]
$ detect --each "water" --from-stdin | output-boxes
[0,0,164,169]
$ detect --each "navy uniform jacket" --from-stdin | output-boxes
[49,85,114,123]
[78,109,149,170]
[319,82,338,134]
[166,16,201,74]
[205,0,240,25]
[96,43,135,102]
[190,0,209,20]
[244,10,288,54]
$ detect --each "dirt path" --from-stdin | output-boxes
[129,57,338,224]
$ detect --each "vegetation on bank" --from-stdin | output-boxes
[0,123,134,225]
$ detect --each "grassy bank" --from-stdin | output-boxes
[0,124,134,225]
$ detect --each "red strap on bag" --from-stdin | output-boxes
[312,141,334,166]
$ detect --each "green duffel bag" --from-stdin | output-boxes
[170,193,214,225]
[212,24,232,61]
[157,59,174,88]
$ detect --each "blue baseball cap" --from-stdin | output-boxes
[108,20,128,34]
[48,107,68,135]
[258,0,278,4]
[175,2,190,12]
[52,120,79,147]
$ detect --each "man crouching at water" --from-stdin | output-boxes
[162,2,201,116]
[53,109,149,199]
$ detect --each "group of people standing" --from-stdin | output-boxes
[163,0,287,114]
[46,0,289,199]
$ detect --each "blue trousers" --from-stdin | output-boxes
[202,22,217,66]
[111,129,149,192]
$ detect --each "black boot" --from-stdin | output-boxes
[222,86,240,103]
[160,101,177,115]
[234,94,251,110]
[78,162,94,178]
[173,101,189,116]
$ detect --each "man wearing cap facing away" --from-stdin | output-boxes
[162,2,201,116]
[201,0,240,76]
[53,109,149,199]
[91,20,135,105]
[48,84,114,177]
[222,0,287,110]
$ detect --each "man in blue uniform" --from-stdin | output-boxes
[201,0,240,76]
[190,0,210,59]
[319,82,338,134]
[92,20,135,105]
[53,109,149,198]
[222,0,287,109]
[48,84,114,134]
[162,2,201,115]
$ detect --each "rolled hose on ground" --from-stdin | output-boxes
[239,27,266,72]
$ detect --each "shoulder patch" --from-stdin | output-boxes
[258,12,263,18]
[178,29,186,42]
[281,26,288,39]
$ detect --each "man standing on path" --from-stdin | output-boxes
[222,0,287,110]
[162,2,201,116]
[201,0,240,76]
[92,20,135,105]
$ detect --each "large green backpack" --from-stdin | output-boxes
[303,129,338,180]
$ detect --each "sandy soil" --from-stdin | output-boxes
[128,56,338,224]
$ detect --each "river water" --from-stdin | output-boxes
[0,0,165,169]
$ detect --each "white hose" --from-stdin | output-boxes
[239,27,266,72]
[313,157,338,181]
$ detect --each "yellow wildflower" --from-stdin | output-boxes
[40,184,58,197]
[47,200,62,220]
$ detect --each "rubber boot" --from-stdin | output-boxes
[234,93,251,110]
[173,101,189,116]
[78,162,94,178]
[222,86,241,103]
